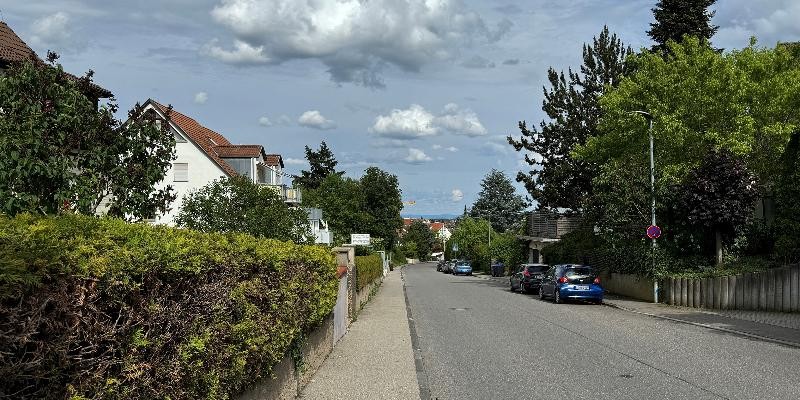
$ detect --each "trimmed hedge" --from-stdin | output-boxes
[0,214,338,399]
[354,254,383,291]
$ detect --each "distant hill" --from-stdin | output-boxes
[401,213,459,220]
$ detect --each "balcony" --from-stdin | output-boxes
[525,212,582,239]
[259,183,302,204]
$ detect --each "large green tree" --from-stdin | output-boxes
[469,169,527,232]
[775,131,800,263]
[294,141,344,189]
[302,173,371,245]
[175,176,311,243]
[578,38,800,238]
[0,54,176,219]
[360,167,403,251]
[446,217,492,270]
[403,220,435,261]
[648,0,719,54]
[508,26,632,212]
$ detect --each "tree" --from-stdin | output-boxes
[469,169,527,232]
[302,173,371,245]
[294,141,344,189]
[175,176,311,243]
[360,167,403,251]
[0,54,175,219]
[403,220,435,261]
[648,0,719,54]
[577,38,800,239]
[447,217,492,270]
[676,149,757,265]
[775,131,800,263]
[508,26,632,212]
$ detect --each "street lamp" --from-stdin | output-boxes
[631,110,658,303]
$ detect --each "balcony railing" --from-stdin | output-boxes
[526,212,582,239]
[259,183,302,204]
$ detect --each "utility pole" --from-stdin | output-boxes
[632,110,659,303]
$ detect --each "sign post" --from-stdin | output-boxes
[350,234,371,246]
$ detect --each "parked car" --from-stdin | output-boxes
[509,263,549,293]
[539,264,603,304]
[436,260,444,271]
[442,260,454,274]
[452,260,473,276]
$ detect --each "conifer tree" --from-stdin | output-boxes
[295,141,344,189]
[647,0,718,53]
[470,169,527,232]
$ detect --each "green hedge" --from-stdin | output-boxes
[355,254,383,291]
[0,214,338,399]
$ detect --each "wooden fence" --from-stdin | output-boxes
[663,264,800,312]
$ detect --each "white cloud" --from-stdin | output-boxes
[371,103,487,140]
[446,146,459,152]
[370,104,438,139]
[30,12,84,53]
[432,144,443,150]
[404,148,433,164]
[284,157,307,165]
[451,189,464,202]
[258,116,273,126]
[298,110,336,130]
[715,0,800,48]
[203,39,270,65]
[208,0,512,87]
[194,92,208,104]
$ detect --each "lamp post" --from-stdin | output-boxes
[631,110,658,303]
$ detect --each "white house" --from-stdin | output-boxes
[306,208,333,245]
[142,99,300,225]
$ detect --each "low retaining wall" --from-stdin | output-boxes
[664,264,800,311]
[238,315,335,400]
[601,272,656,302]
[356,276,383,313]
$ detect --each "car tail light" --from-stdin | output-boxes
[593,277,601,284]
[558,276,568,284]
[523,270,530,277]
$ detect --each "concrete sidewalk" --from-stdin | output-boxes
[603,294,800,348]
[300,269,420,400]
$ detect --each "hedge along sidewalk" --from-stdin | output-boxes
[299,269,420,400]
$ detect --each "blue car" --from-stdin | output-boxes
[452,260,473,276]
[539,264,603,304]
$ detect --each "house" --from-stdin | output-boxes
[140,99,301,225]
[517,212,582,263]
[430,222,452,242]
[307,208,333,245]
[0,21,112,103]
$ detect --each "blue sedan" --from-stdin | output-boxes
[539,264,603,304]
[452,261,473,276]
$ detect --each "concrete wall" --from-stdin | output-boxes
[663,264,800,311]
[602,272,656,302]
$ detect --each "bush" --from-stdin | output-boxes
[0,214,338,399]
[355,254,383,291]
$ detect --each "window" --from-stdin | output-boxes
[173,129,187,143]
[174,163,188,182]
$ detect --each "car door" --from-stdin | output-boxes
[540,266,555,294]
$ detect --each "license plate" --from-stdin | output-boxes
[572,285,589,291]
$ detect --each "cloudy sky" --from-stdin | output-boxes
[2,0,799,215]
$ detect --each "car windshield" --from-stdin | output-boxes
[457,262,470,266]
[564,267,594,277]
[526,265,548,273]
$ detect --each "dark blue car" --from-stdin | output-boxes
[539,264,603,304]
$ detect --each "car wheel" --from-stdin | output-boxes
[554,288,562,304]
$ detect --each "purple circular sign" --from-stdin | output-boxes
[647,225,662,239]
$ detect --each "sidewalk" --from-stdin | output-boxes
[300,269,420,400]
[603,294,800,348]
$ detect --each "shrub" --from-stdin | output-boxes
[0,214,338,399]
[355,254,383,291]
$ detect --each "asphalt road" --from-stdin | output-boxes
[402,262,800,400]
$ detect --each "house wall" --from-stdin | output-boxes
[153,129,228,226]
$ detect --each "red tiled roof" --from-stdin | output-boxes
[149,100,276,178]
[265,154,284,168]
[0,21,112,98]
[430,222,445,232]
[216,145,263,158]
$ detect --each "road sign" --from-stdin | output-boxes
[453,243,459,252]
[350,234,371,246]
[647,225,662,239]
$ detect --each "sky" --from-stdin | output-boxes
[2,0,799,216]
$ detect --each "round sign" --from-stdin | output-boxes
[647,225,662,239]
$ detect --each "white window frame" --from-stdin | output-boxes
[174,163,189,182]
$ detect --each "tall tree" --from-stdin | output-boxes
[676,149,757,265]
[403,220,435,261]
[0,54,175,220]
[470,169,527,232]
[360,167,403,251]
[648,0,719,53]
[175,176,312,243]
[775,131,800,263]
[295,141,344,189]
[302,173,371,245]
[508,26,632,212]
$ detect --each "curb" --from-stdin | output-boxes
[603,301,800,349]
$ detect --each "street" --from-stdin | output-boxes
[402,263,800,400]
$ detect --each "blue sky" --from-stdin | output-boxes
[2,0,799,215]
